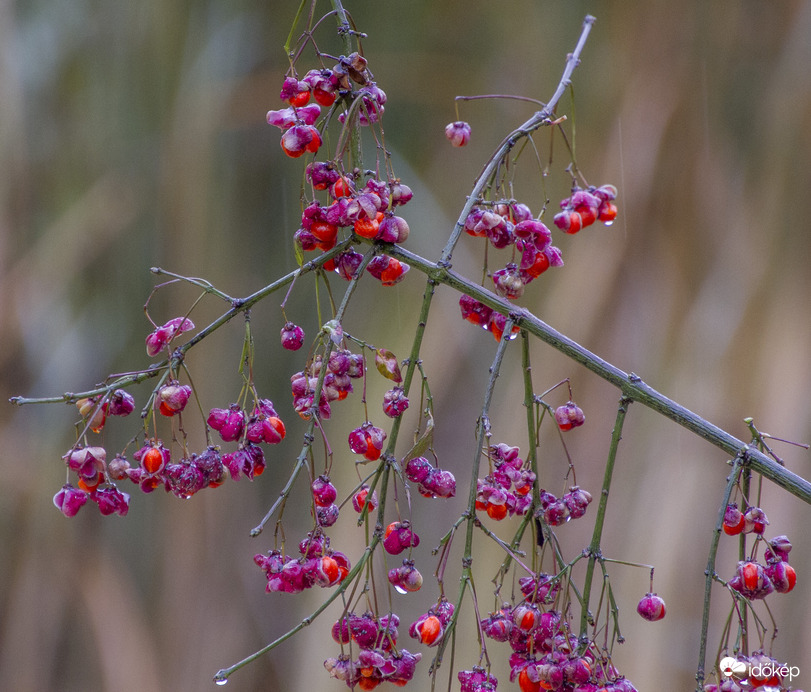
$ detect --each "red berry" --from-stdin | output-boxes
[142,447,165,474]
[598,201,618,224]
[287,90,310,107]
[522,249,550,278]
[331,176,354,198]
[352,485,378,513]
[313,87,336,107]
[353,212,383,239]
[518,669,541,692]
[486,502,508,521]
[414,614,442,645]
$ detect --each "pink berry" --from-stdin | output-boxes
[281,322,305,351]
[554,401,585,430]
[107,389,135,416]
[382,387,410,418]
[445,121,471,147]
[53,484,89,517]
[637,593,666,621]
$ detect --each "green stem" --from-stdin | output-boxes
[379,243,811,504]
[695,453,744,691]
[10,240,352,407]
[580,397,630,638]
[431,319,515,674]
[213,538,378,684]
[330,0,362,169]
[439,14,595,265]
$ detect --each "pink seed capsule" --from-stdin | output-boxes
[554,402,585,431]
[311,476,338,507]
[280,322,305,351]
[637,593,666,621]
[445,121,471,147]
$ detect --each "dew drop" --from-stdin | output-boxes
[603,220,614,226]
[215,679,228,686]
[394,585,408,595]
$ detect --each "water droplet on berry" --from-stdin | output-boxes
[394,584,408,595]
[603,219,614,226]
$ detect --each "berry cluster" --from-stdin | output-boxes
[536,486,593,526]
[266,51,415,298]
[553,185,618,234]
[254,530,349,594]
[325,612,421,690]
[702,479,800,690]
[456,198,586,342]
[475,443,536,520]
[290,349,365,420]
[479,589,640,691]
[722,502,796,595]
[404,456,457,499]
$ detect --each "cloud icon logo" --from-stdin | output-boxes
[720,656,747,678]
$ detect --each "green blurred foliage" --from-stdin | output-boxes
[2,1,810,690]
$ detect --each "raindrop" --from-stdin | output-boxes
[215,678,228,686]
[394,585,407,595]
[603,220,614,226]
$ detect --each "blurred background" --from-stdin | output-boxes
[2,0,810,690]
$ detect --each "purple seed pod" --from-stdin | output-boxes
[315,503,340,527]
[563,486,593,519]
[636,593,667,621]
[382,386,410,418]
[459,668,498,692]
[389,180,413,207]
[350,613,381,649]
[159,383,192,415]
[107,389,135,416]
[404,456,432,484]
[376,214,410,244]
[420,468,456,499]
[481,612,512,642]
[92,486,130,516]
[555,401,585,430]
[53,484,89,517]
[311,475,338,507]
[445,120,471,147]
[280,322,305,351]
